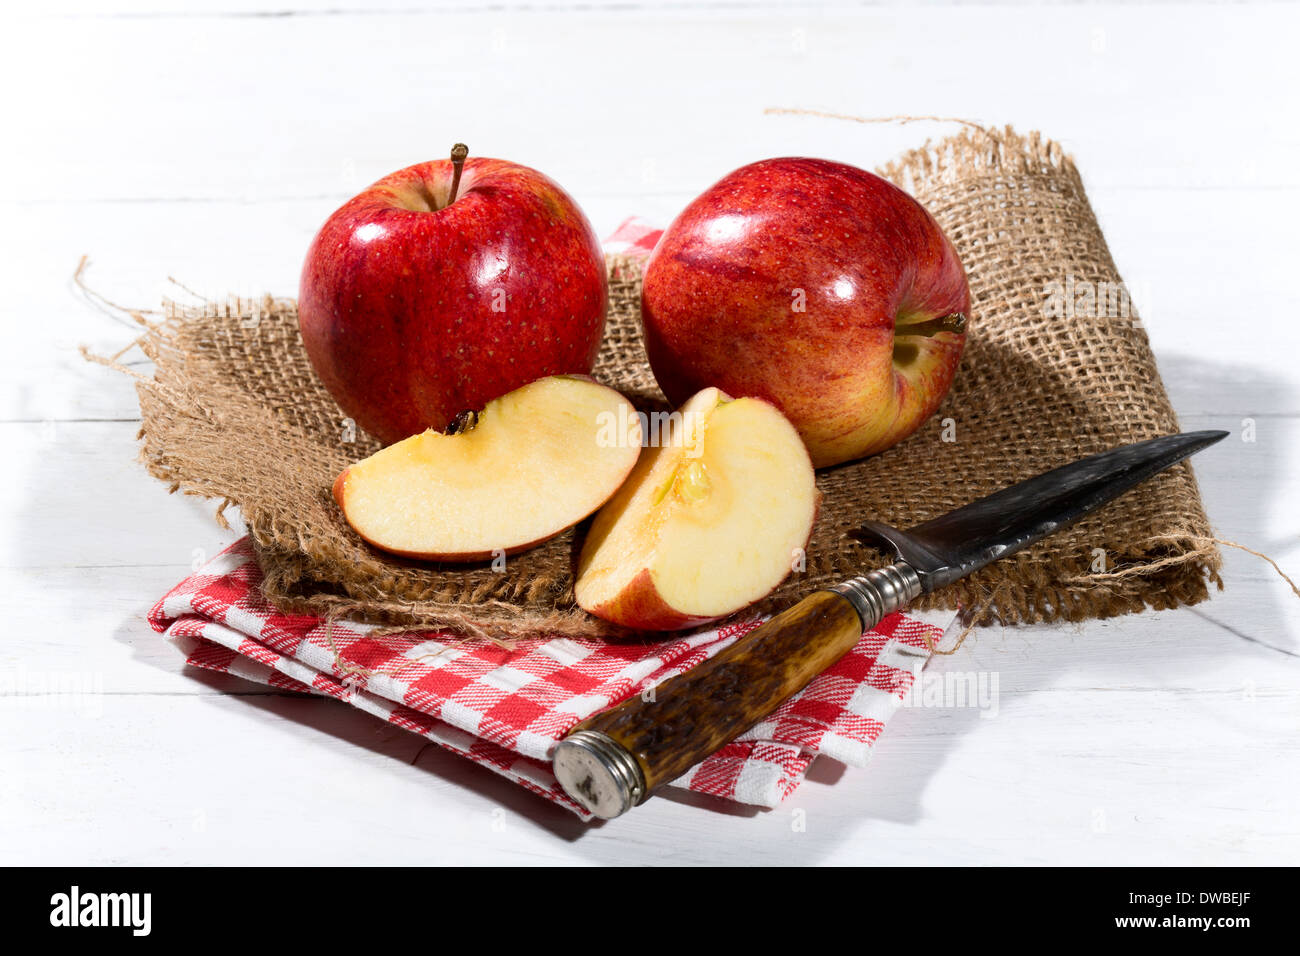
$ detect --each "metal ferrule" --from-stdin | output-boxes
[830,562,923,631]
[552,730,646,819]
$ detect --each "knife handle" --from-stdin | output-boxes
[553,562,922,818]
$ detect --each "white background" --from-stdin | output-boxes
[3,0,1298,865]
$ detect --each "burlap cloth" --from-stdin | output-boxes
[106,127,1220,638]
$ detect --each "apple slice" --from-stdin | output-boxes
[334,376,642,561]
[575,387,818,631]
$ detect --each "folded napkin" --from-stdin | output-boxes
[150,539,943,819]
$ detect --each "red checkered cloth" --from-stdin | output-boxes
[151,539,942,819]
[145,219,946,819]
[603,216,665,258]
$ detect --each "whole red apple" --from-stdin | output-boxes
[641,157,969,467]
[299,147,607,445]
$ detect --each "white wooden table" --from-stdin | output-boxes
[4,0,1297,866]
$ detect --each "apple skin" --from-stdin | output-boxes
[300,156,607,445]
[641,157,969,467]
[579,518,819,632]
[581,568,720,633]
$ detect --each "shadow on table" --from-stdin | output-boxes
[1158,351,1300,655]
[107,614,595,845]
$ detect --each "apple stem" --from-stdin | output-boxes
[896,312,968,337]
[448,143,469,205]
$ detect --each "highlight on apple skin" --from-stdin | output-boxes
[299,148,608,447]
[333,376,642,562]
[575,387,819,631]
[641,156,970,468]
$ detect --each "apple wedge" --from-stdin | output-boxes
[334,376,642,561]
[575,387,818,631]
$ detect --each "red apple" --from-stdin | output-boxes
[299,146,607,445]
[641,157,969,467]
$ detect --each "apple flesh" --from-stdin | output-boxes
[575,387,818,631]
[334,376,641,562]
[641,157,969,468]
[300,149,607,446]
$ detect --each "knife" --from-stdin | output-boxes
[552,430,1228,818]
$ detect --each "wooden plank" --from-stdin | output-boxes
[2,661,1294,865]
[5,6,1299,205]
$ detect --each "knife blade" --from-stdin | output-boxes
[553,430,1228,818]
